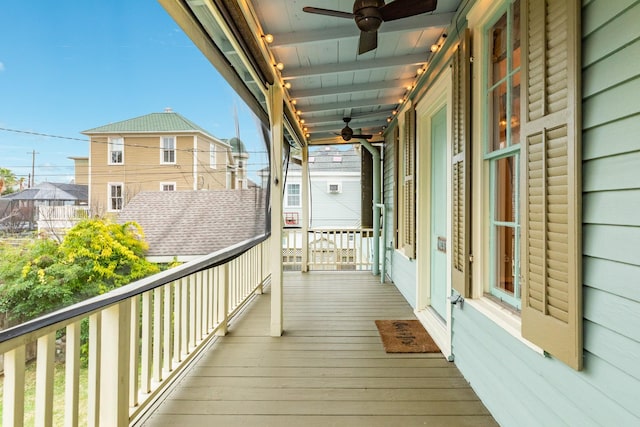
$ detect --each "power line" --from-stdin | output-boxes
[0,127,269,154]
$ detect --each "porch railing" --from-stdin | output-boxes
[282,228,374,271]
[0,234,270,426]
[37,206,91,237]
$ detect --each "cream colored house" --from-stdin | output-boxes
[80,109,246,214]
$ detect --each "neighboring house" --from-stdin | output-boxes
[263,146,362,229]
[80,109,249,215]
[0,182,88,235]
[117,189,266,262]
[68,156,89,185]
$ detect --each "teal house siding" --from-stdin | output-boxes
[451,0,640,425]
[382,130,417,307]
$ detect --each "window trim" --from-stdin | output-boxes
[108,137,124,165]
[160,136,176,165]
[209,143,217,169]
[285,183,301,208]
[107,182,124,212]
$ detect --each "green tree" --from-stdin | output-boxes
[0,167,19,195]
[0,218,159,323]
[59,218,159,294]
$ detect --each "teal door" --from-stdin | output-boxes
[430,106,448,319]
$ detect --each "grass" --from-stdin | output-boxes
[0,360,89,426]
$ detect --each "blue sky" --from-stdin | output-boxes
[0,1,268,185]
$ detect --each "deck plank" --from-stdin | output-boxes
[140,272,497,427]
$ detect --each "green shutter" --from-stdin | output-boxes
[403,108,416,258]
[452,30,472,297]
[521,0,582,370]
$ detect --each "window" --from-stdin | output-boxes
[108,183,123,211]
[468,0,582,369]
[160,182,176,191]
[327,182,341,193]
[108,137,124,165]
[209,143,216,168]
[286,183,300,207]
[485,1,521,309]
[394,108,416,258]
[161,136,176,164]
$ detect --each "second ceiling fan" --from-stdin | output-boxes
[303,0,438,54]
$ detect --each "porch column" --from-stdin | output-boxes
[268,83,284,336]
[301,144,310,272]
[359,136,381,277]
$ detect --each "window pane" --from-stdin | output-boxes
[490,81,508,151]
[511,72,521,145]
[495,156,516,222]
[287,184,300,206]
[491,13,508,85]
[495,225,516,295]
[512,0,521,70]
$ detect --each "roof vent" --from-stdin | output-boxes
[164,107,173,113]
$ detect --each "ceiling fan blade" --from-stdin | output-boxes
[302,7,354,19]
[358,30,377,55]
[379,0,438,22]
[352,134,373,139]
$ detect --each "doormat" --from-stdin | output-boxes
[374,320,440,353]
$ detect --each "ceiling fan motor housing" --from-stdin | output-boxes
[354,0,384,32]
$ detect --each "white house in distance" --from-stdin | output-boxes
[281,145,362,229]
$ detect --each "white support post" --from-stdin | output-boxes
[99,300,131,427]
[129,297,140,407]
[255,246,263,294]
[3,345,25,427]
[216,263,229,336]
[35,333,55,427]
[153,287,163,382]
[141,292,152,393]
[301,144,310,272]
[65,322,81,427]
[268,82,284,336]
[87,314,101,427]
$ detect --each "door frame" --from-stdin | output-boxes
[415,67,453,359]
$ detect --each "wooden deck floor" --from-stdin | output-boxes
[139,272,497,427]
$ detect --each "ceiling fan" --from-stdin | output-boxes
[338,117,373,141]
[303,0,438,54]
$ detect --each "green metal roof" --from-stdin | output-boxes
[82,111,215,138]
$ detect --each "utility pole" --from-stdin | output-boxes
[28,150,39,187]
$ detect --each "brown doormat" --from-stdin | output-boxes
[375,320,440,353]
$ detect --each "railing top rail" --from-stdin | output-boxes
[0,233,269,345]
[307,228,374,232]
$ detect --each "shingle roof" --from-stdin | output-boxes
[81,111,215,138]
[1,182,88,201]
[117,189,267,258]
[288,146,361,172]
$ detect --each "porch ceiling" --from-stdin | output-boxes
[164,0,463,146]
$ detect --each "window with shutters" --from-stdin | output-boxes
[395,109,416,258]
[485,1,522,309]
[467,0,581,369]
